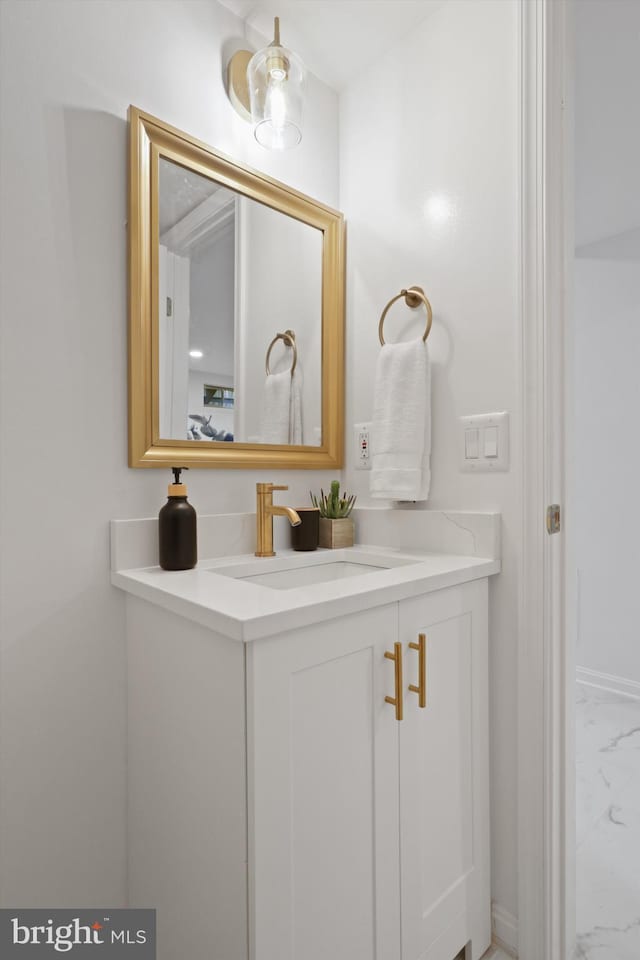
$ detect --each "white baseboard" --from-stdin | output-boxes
[577,666,640,700]
[491,902,518,957]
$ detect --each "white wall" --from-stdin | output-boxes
[237,199,323,445]
[340,0,520,928]
[573,0,640,685]
[574,259,640,681]
[0,0,338,907]
[574,0,640,249]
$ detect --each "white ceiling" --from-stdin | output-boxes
[217,0,444,91]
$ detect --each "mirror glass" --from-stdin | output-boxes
[158,158,323,446]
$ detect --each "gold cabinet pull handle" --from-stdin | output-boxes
[409,633,427,708]
[384,641,404,721]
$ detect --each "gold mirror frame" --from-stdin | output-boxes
[128,106,345,469]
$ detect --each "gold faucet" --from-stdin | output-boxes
[255,483,301,557]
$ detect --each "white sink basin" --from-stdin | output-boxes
[211,549,419,590]
[228,560,391,589]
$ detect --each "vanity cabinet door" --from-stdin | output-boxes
[398,580,490,960]
[247,604,401,960]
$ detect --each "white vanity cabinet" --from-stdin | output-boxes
[398,583,490,960]
[125,578,490,960]
[249,579,490,960]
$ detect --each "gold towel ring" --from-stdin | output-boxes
[378,286,433,345]
[265,329,297,375]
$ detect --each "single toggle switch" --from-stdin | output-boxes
[484,426,498,458]
[465,428,480,459]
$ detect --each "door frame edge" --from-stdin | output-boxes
[517,1,573,958]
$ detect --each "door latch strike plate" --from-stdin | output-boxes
[546,504,561,535]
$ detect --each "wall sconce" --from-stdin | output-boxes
[227,17,305,150]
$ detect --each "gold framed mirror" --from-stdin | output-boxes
[128,107,345,468]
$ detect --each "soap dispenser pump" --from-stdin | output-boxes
[159,467,197,570]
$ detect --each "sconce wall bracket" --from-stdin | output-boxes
[227,49,253,122]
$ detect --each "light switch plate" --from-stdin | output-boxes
[459,412,509,472]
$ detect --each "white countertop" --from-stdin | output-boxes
[111,544,500,642]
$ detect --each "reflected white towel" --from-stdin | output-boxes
[260,370,303,444]
[289,370,303,444]
[370,339,431,501]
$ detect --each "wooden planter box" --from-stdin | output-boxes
[318,517,354,549]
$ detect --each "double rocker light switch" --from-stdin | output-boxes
[460,412,509,472]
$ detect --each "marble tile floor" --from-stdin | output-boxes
[575,681,640,959]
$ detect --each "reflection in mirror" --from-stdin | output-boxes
[158,158,322,446]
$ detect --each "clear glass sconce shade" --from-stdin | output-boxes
[247,44,305,150]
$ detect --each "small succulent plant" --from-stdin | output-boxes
[310,480,356,519]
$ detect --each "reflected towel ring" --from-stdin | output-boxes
[378,286,433,345]
[265,329,297,375]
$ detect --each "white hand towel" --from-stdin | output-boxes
[260,371,291,444]
[260,369,304,444]
[370,339,431,501]
[289,369,303,444]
